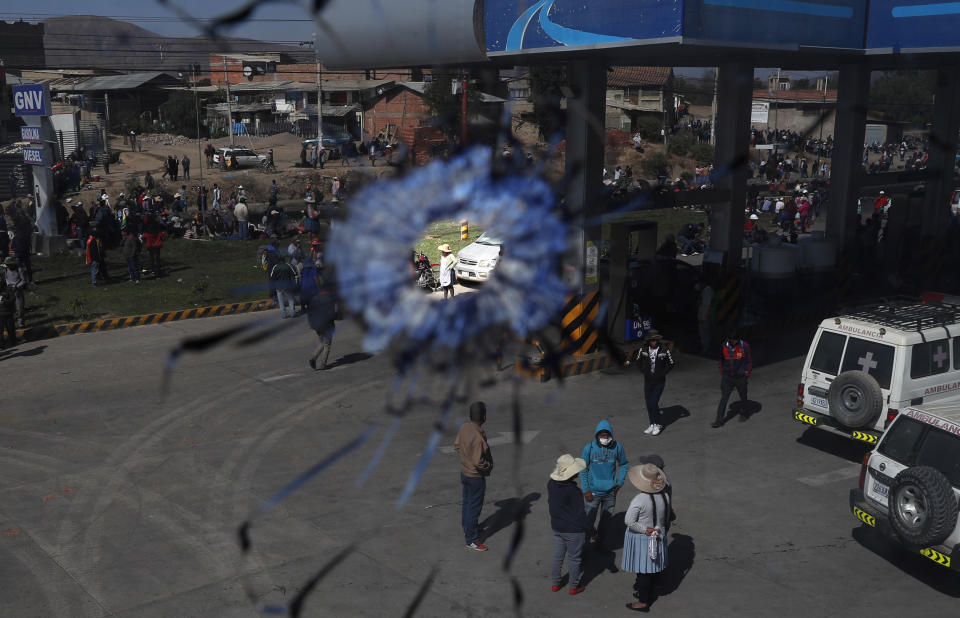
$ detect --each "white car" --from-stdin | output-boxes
[850,403,960,572]
[455,232,502,282]
[213,147,267,168]
[794,298,960,444]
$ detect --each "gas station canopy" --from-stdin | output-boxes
[315,0,960,68]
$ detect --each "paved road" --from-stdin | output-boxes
[1,311,957,617]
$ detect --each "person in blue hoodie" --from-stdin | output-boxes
[580,419,629,546]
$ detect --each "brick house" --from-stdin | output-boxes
[364,81,506,145]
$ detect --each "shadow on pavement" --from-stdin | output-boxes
[581,509,628,586]
[326,352,373,369]
[660,405,691,429]
[0,345,47,360]
[851,527,960,597]
[656,533,696,598]
[729,399,763,420]
[796,427,872,464]
[478,492,540,543]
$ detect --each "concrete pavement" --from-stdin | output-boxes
[1,310,957,616]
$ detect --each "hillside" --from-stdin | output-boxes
[42,15,313,72]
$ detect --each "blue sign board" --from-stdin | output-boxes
[23,146,50,166]
[486,0,682,53]
[12,84,51,117]
[20,126,42,142]
[625,316,655,342]
[866,1,960,50]
[485,0,866,54]
[686,0,866,49]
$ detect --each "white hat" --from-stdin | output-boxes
[750,214,759,220]
[628,463,668,494]
[879,190,885,195]
[550,454,587,482]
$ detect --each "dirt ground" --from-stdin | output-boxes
[82,131,399,208]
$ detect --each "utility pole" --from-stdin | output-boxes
[193,65,203,188]
[316,57,323,146]
[460,72,468,145]
[223,56,235,145]
[710,68,718,145]
[103,91,111,160]
[815,73,827,175]
[773,68,780,137]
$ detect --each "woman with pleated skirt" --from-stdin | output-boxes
[622,463,671,612]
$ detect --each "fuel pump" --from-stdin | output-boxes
[606,220,657,343]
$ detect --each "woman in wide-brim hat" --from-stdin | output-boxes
[437,244,458,300]
[303,195,320,234]
[622,463,671,612]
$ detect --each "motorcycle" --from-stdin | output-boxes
[412,251,440,292]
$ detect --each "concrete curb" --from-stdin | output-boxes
[16,298,277,342]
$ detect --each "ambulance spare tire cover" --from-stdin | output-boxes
[827,370,883,428]
[888,466,959,547]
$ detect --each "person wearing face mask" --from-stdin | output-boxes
[579,420,629,548]
[628,330,675,436]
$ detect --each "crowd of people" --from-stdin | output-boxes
[864,137,930,174]
[451,331,751,610]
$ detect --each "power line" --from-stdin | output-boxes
[1,31,313,44]
[0,12,315,22]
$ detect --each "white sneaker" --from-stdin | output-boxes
[644,424,656,435]
[650,424,663,436]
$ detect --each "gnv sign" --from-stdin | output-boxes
[13,84,52,117]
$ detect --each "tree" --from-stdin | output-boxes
[792,78,812,90]
[689,142,715,164]
[159,91,201,137]
[640,152,670,179]
[634,116,662,141]
[422,70,481,141]
[527,65,567,141]
[674,71,714,106]
[870,70,936,127]
[667,131,695,157]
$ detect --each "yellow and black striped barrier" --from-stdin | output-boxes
[851,431,879,444]
[714,274,741,334]
[852,506,876,527]
[794,410,819,425]
[460,219,469,241]
[515,339,549,382]
[835,251,854,303]
[17,299,276,341]
[559,292,601,356]
[918,235,944,288]
[559,353,615,378]
[920,548,951,568]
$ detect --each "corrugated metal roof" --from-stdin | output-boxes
[399,82,506,104]
[606,98,662,112]
[322,79,393,92]
[753,89,838,103]
[64,72,179,92]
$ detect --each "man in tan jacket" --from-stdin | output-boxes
[454,401,493,551]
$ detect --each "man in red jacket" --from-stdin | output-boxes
[713,333,753,427]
